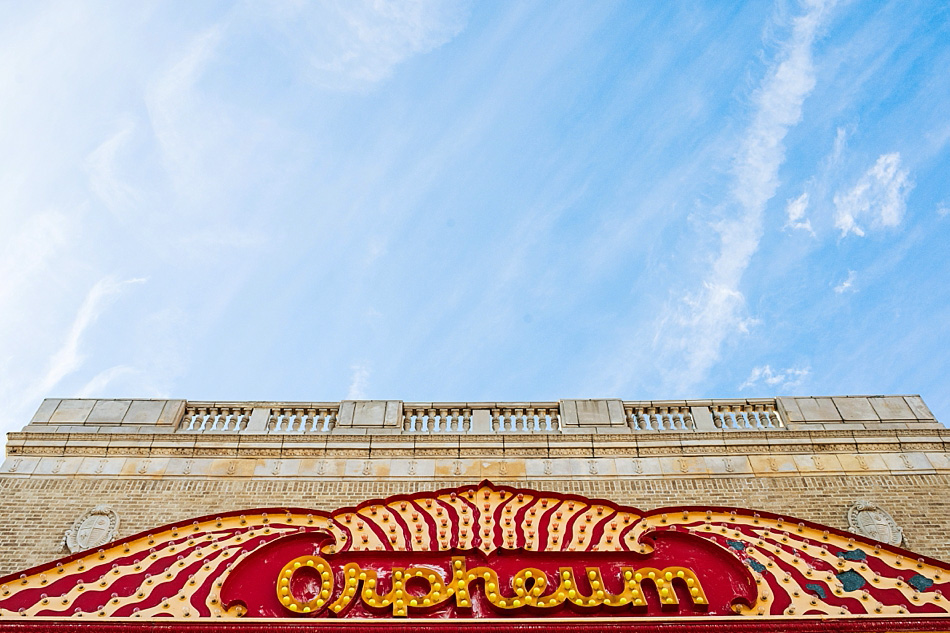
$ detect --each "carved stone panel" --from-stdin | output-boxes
[847,500,903,546]
[64,505,119,553]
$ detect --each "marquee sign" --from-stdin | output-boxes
[1,481,949,631]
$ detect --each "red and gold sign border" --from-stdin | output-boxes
[0,480,948,625]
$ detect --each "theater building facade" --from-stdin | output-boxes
[0,394,949,631]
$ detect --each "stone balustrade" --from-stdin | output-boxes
[4,394,947,484]
[15,395,940,437]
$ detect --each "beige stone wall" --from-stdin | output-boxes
[1,395,946,577]
[0,473,948,576]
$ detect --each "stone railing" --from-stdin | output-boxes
[179,402,339,434]
[710,401,783,430]
[269,404,338,433]
[624,403,695,432]
[179,404,254,433]
[178,399,773,434]
[17,395,941,437]
[491,404,560,433]
[402,405,471,433]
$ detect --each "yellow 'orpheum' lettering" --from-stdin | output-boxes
[278,556,708,617]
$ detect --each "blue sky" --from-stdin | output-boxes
[1,0,949,434]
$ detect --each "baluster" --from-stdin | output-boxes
[641,408,653,431]
[722,407,733,429]
[681,408,693,431]
[758,407,770,429]
[740,407,752,429]
[733,407,745,429]
[718,407,730,429]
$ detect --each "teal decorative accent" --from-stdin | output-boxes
[836,548,867,561]
[726,539,746,551]
[836,569,866,592]
[746,558,766,573]
[909,574,934,592]
[804,583,827,599]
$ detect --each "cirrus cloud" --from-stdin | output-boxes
[834,152,913,237]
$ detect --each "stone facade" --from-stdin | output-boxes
[1,394,947,576]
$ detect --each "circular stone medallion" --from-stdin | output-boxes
[64,505,120,553]
[847,500,903,546]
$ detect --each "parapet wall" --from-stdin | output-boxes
[0,394,946,575]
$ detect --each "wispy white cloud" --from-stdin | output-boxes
[84,116,139,213]
[257,0,470,91]
[145,25,225,194]
[662,0,834,388]
[784,191,814,234]
[76,365,138,398]
[834,152,913,237]
[740,364,810,390]
[25,276,146,404]
[834,269,857,294]
[937,201,949,217]
[347,364,371,399]
[831,126,848,164]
